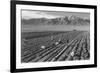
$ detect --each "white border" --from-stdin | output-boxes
[16,4,94,69]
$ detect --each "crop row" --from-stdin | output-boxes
[21,31,90,62]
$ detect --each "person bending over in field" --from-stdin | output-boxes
[55,38,62,45]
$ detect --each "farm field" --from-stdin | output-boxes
[21,31,90,63]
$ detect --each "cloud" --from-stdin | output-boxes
[22,11,61,19]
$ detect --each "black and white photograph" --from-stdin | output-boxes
[11,1,97,72]
[21,10,90,63]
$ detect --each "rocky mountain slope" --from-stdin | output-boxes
[22,15,90,26]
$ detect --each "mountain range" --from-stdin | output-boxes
[22,15,90,26]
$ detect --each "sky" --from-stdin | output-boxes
[22,10,90,20]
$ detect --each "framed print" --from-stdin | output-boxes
[10,0,97,73]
